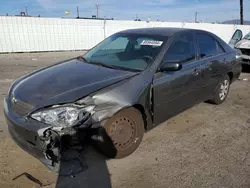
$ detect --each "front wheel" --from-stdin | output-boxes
[103,108,144,158]
[209,75,230,105]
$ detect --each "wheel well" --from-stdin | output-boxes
[133,104,147,130]
[228,72,233,83]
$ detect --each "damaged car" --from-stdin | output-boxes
[229,29,250,65]
[234,32,250,65]
[4,28,242,171]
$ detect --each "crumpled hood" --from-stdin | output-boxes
[11,59,137,109]
[235,39,250,49]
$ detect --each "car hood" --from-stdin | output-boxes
[235,39,250,49]
[11,59,138,109]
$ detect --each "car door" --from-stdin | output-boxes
[195,32,228,101]
[153,32,203,125]
[229,29,243,48]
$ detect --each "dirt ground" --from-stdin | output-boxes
[0,51,249,188]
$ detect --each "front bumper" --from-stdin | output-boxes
[4,97,113,173]
[236,48,250,65]
[242,58,250,65]
[3,97,60,171]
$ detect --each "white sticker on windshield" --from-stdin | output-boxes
[141,40,163,46]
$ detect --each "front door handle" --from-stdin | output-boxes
[206,62,213,67]
[193,68,200,76]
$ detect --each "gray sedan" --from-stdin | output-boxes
[4,28,242,171]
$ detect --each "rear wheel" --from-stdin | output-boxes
[103,108,144,158]
[210,75,230,105]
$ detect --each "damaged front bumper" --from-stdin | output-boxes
[241,56,250,65]
[236,48,250,65]
[4,97,86,172]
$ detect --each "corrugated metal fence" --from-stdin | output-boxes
[0,16,250,53]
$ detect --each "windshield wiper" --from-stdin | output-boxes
[77,57,141,72]
[88,61,120,70]
[77,56,118,70]
[77,56,89,62]
[89,61,141,72]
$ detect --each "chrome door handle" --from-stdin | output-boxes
[193,69,200,76]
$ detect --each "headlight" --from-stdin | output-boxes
[235,49,242,59]
[31,105,95,127]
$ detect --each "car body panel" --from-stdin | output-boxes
[199,54,228,97]
[3,97,59,170]
[235,39,250,49]
[11,59,138,111]
[153,60,203,125]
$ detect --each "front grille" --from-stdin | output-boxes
[240,49,250,56]
[10,96,34,115]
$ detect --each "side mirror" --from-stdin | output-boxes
[159,61,182,72]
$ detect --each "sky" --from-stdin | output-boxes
[0,0,250,23]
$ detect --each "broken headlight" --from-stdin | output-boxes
[31,105,95,127]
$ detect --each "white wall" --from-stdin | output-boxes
[0,16,250,53]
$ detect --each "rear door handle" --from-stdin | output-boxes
[207,62,213,67]
[206,61,213,70]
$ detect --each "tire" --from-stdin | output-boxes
[209,75,230,105]
[99,107,145,159]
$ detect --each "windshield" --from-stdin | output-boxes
[83,33,167,71]
[244,32,250,40]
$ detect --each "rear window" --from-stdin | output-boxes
[197,33,225,58]
[164,33,196,64]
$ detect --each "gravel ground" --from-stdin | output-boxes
[0,51,249,188]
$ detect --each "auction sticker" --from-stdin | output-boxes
[141,40,163,46]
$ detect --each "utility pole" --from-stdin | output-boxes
[195,12,198,23]
[240,0,243,25]
[77,6,80,18]
[95,4,100,18]
[25,6,28,16]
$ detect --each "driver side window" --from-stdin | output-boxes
[164,33,196,64]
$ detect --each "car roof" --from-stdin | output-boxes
[118,27,201,37]
[117,27,233,53]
